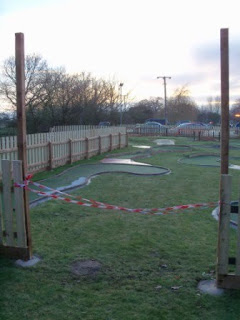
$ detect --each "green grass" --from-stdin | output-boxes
[1,136,240,320]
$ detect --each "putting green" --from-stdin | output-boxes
[29,162,170,204]
[179,153,240,168]
[108,145,191,160]
[179,154,220,167]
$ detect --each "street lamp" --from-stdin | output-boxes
[157,76,171,125]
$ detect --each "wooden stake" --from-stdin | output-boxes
[15,33,32,260]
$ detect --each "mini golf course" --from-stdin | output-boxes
[30,139,190,205]
[29,160,170,205]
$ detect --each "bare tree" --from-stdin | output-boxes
[0,54,48,109]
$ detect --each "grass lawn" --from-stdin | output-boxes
[1,136,240,320]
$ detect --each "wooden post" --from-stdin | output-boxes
[109,134,113,151]
[15,33,32,260]
[217,175,231,278]
[216,29,234,288]
[220,28,229,175]
[69,139,73,164]
[125,132,128,147]
[198,131,201,141]
[118,132,121,149]
[85,137,89,159]
[48,141,53,170]
[98,136,102,155]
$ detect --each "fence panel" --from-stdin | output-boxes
[2,160,14,246]
[0,127,127,176]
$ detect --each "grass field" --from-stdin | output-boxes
[1,136,240,320]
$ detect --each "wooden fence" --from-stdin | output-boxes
[217,174,240,289]
[0,160,29,259]
[0,127,127,176]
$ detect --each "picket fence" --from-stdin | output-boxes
[0,160,29,259]
[0,126,127,176]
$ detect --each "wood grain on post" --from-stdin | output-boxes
[15,33,32,260]
[217,174,231,277]
[220,28,229,175]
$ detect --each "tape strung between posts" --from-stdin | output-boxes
[14,177,218,215]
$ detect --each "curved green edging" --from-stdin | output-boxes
[179,153,240,167]
[29,163,170,204]
[108,145,192,160]
[178,153,220,167]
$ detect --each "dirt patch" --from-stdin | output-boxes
[71,259,102,276]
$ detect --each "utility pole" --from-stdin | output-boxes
[157,76,171,125]
[119,83,124,125]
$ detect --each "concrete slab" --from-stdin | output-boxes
[154,139,175,145]
[101,158,151,166]
[198,280,224,296]
[15,255,41,267]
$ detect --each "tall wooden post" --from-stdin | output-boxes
[15,33,32,260]
[217,28,231,288]
[220,28,229,175]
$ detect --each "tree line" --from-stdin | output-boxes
[1,54,235,134]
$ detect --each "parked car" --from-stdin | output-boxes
[134,121,167,134]
[98,121,111,127]
[169,122,213,133]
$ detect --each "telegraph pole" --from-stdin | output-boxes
[119,83,124,125]
[157,76,171,125]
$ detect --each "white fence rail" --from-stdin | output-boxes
[0,126,127,176]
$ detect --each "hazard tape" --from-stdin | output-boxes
[14,178,218,216]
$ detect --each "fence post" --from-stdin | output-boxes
[118,132,121,149]
[48,141,53,170]
[99,136,102,155]
[198,131,201,141]
[109,134,113,151]
[15,33,32,260]
[193,131,196,141]
[125,133,128,147]
[85,137,89,159]
[69,139,73,164]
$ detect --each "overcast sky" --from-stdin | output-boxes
[0,0,240,107]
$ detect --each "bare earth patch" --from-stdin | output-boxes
[71,259,102,276]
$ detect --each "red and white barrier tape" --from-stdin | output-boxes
[14,177,218,216]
